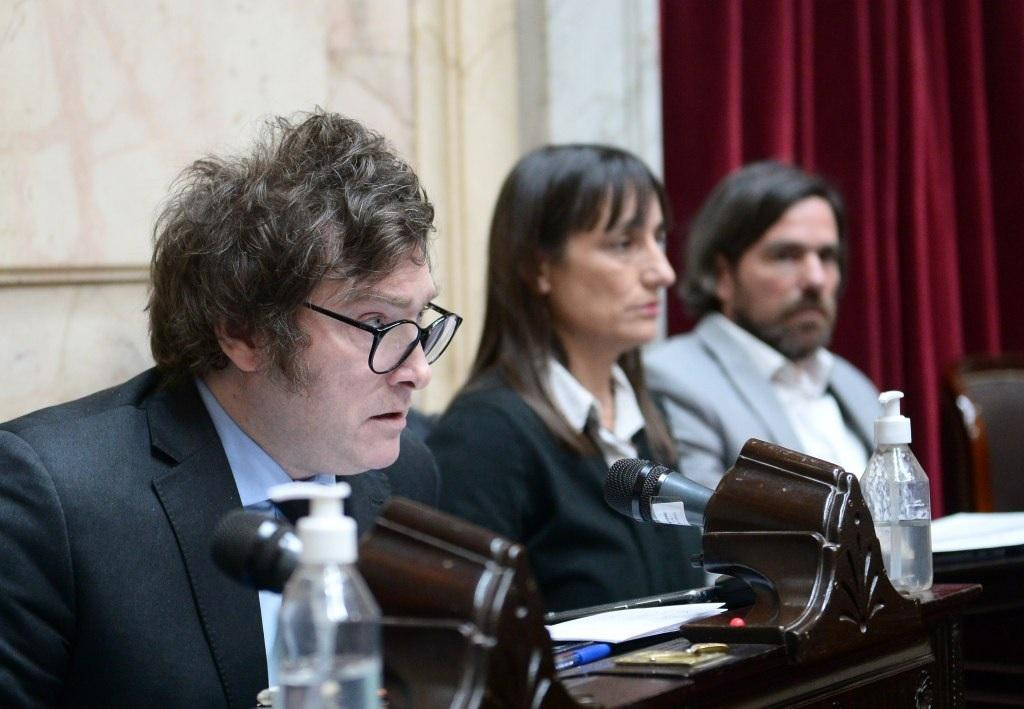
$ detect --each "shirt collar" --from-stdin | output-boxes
[545,358,644,442]
[195,379,334,508]
[711,312,834,396]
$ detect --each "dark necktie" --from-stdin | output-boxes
[273,475,319,525]
[275,498,309,526]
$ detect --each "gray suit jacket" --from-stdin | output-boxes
[644,316,880,489]
[0,369,439,708]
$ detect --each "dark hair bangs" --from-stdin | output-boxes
[562,153,665,242]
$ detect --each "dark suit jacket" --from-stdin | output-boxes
[427,377,704,613]
[0,369,439,708]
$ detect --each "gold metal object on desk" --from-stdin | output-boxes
[614,642,730,667]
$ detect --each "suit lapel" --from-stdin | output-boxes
[696,317,802,450]
[346,469,391,537]
[828,365,877,449]
[146,381,267,709]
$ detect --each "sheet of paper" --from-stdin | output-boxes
[650,501,691,525]
[932,512,1024,553]
[546,603,725,643]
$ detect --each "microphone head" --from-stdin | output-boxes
[604,458,669,523]
[211,510,301,593]
[714,575,757,609]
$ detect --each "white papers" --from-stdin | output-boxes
[932,512,1024,553]
[650,501,691,525]
[546,603,725,643]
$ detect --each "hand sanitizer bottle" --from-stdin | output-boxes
[270,482,381,708]
[861,391,933,593]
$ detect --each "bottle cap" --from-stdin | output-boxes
[874,390,911,445]
[269,482,356,564]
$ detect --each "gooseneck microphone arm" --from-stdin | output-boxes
[543,576,753,625]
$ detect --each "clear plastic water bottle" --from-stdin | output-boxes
[270,482,381,709]
[861,391,933,593]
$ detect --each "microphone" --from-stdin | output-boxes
[604,458,713,526]
[211,510,301,593]
[544,576,754,625]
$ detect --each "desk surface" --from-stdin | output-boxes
[558,584,979,708]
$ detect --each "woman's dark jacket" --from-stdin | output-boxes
[427,376,704,612]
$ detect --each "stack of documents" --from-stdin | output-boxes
[931,512,1024,553]
[546,603,724,643]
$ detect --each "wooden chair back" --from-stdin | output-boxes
[941,354,1024,512]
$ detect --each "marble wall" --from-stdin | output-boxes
[0,0,659,420]
[0,0,424,418]
[518,0,663,174]
[408,0,520,411]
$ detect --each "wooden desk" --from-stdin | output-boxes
[362,452,988,709]
[559,584,979,708]
[935,548,1024,706]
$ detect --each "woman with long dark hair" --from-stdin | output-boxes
[427,145,703,611]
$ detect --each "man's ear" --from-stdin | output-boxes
[712,254,735,314]
[215,324,264,373]
[534,254,553,295]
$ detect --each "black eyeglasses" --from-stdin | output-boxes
[303,301,462,374]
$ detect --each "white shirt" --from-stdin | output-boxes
[545,358,644,467]
[713,314,869,476]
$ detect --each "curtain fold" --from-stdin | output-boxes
[660,0,1024,515]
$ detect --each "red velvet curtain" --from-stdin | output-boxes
[660,0,1024,516]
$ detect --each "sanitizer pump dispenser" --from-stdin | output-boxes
[269,482,381,708]
[861,391,933,593]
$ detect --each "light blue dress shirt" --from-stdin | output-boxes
[195,380,335,687]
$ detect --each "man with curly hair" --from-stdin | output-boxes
[0,111,461,707]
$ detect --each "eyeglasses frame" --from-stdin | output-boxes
[302,300,462,374]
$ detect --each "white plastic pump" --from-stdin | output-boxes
[269,482,356,565]
[874,390,912,446]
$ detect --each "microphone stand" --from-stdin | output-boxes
[544,576,752,625]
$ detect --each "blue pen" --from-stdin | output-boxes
[553,642,612,671]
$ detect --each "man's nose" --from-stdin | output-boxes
[799,253,828,290]
[388,342,433,390]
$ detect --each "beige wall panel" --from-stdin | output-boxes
[0,0,419,417]
[0,1,357,268]
[0,282,151,421]
[518,0,662,173]
[410,0,520,413]
[324,1,415,154]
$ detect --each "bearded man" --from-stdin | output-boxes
[645,161,879,488]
